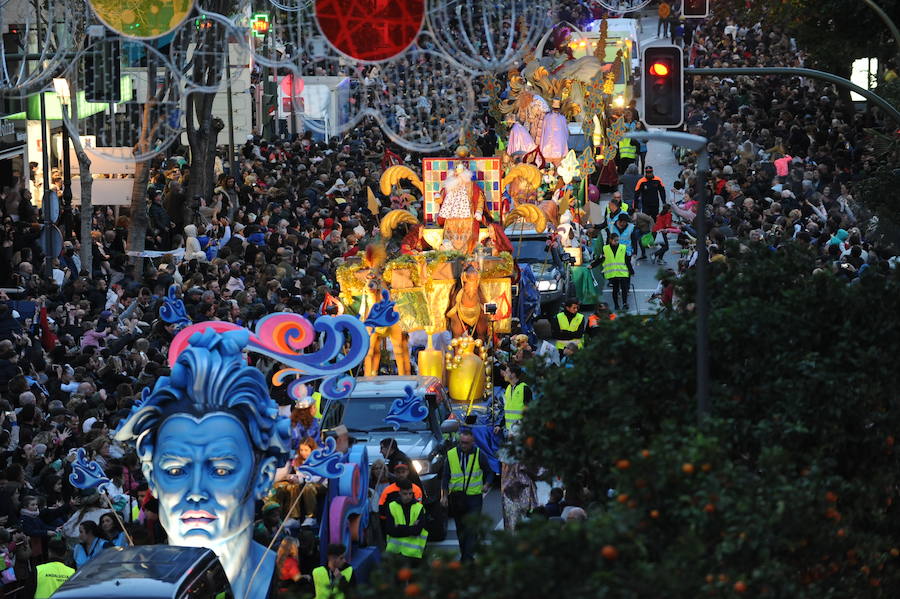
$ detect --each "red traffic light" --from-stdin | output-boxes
[649,62,670,77]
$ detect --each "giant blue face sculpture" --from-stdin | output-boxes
[153,413,260,546]
[116,329,290,599]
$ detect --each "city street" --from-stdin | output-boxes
[1,0,896,596]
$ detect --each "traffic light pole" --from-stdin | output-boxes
[687,67,900,124]
[625,130,710,421]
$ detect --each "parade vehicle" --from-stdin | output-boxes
[51,546,232,599]
[506,223,575,315]
[320,375,460,507]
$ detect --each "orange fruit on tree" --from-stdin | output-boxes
[870,578,882,587]
[545,420,556,430]
[825,491,838,503]
[431,559,443,569]
[650,509,660,519]
[733,581,747,593]
[525,436,535,449]
[448,560,461,570]
[705,574,714,583]
[682,463,695,474]
[703,503,716,513]
[601,545,619,560]
[836,528,846,537]
[616,459,631,470]
[627,500,638,509]
[617,494,629,504]
[890,548,899,557]
[887,435,895,447]
[635,478,648,489]
[641,449,651,458]
[397,567,414,582]
[405,583,422,597]
[718,574,729,583]
[701,463,712,473]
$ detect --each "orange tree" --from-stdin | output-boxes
[356,244,900,597]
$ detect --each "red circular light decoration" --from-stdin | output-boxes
[649,62,670,77]
[315,0,425,63]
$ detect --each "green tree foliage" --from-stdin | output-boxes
[716,0,900,76]
[357,246,900,597]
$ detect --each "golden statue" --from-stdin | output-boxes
[446,264,489,342]
[359,246,411,377]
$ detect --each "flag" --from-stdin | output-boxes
[367,187,380,214]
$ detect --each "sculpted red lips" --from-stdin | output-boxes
[180,510,218,525]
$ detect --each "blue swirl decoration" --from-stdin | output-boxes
[159,284,192,330]
[68,448,110,490]
[383,385,429,430]
[363,289,400,330]
[264,315,370,401]
[296,436,347,479]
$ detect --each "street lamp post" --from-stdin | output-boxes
[53,78,73,238]
[38,91,53,279]
[625,130,710,420]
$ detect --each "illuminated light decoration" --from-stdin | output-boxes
[88,0,196,39]
[251,12,270,37]
[314,0,425,62]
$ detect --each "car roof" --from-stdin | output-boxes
[348,376,442,398]
[54,546,216,598]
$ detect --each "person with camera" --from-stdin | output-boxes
[441,428,494,562]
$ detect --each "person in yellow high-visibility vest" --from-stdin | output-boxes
[497,364,532,434]
[34,538,75,598]
[551,299,585,351]
[617,137,638,175]
[311,543,354,599]
[598,232,631,312]
[384,480,428,564]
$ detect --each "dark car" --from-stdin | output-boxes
[52,545,232,599]
[507,224,575,315]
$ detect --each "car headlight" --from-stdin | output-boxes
[412,459,429,474]
[537,280,558,292]
[613,95,625,107]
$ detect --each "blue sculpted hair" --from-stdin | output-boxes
[114,329,290,465]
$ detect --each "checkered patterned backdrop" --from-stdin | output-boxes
[422,157,502,225]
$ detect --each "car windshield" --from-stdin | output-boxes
[510,238,551,264]
[334,397,430,432]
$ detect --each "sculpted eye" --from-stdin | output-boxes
[213,467,231,477]
[165,467,184,476]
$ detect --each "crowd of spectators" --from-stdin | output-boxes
[669,12,898,278]
[0,1,898,595]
